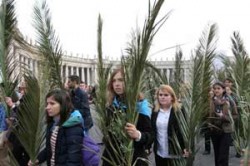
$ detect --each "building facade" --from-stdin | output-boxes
[12,39,192,86]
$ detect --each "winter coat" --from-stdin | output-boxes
[210,95,238,133]
[38,110,84,166]
[71,87,93,130]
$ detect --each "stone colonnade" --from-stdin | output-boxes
[62,64,93,85]
[16,44,191,86]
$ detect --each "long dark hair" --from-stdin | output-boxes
[45,89,73,125]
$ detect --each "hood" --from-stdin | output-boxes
[136,99,152,118]
[112,96,127,112]
[62,110,83,127]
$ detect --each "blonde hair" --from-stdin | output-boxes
[154,84,180,112]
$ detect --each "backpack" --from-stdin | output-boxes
[70,110,101,166]
[82,134,101,166]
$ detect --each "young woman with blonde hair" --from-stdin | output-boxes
[151,84,188,166]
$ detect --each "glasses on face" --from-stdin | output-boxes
[159,93,169,97]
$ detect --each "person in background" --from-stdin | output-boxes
[202,89,213,155]
[151,84,189,166]
[224,78,233,90]
[68,75,93,134]
[102,68,153,166]
[0,99,7,138]
[209,81,238,166]
[5,82,29,166]
[224,78,241,158]
[0,98,8,166]
[28,89,83,166]
[79,81,86,92]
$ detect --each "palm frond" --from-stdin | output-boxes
[200,23,217,119]
[33,0,63,90]
[95,14,112,127]
[95,14,117,165]
[170,46,183,99]
[143,65,163,104]
[179,52,204,166]
[177,24,218,166]
[0,0,20,102]
[4,0,16,47]
[145,61,168,84]
[230,32,250,96]
[119,0,167,164]
[13,71,47,163]
[221,32,250,155]
[239,93,250,165]
[95,0,167,165]
[123,0,168,122]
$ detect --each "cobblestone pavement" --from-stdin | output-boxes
[88,104,242,166]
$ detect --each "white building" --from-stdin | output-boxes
[12,37,192,85]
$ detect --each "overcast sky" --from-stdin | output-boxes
[15,0,250,60]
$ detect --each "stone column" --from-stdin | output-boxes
[70,66,73,75]
[60,64,63,80]
[184,68,188,83]
[29,58,33,72]
[87,67,90,85]
[76,66,79,76]
[166,68,170,83]
[33,60,37,78]
[65,64,68,79]
[83,67,85,83]
[94,66,97,85]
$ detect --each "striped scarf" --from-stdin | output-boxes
[50,126,59,166]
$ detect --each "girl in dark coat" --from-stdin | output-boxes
[28,89,83,166]
[151,85,189,166]
[102,68,153,166]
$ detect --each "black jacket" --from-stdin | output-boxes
[38,122,83,166]
[102,97,153,166]
[151,108,185,156]
[71,87,93,130]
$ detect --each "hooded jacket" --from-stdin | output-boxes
[38,110,83,166]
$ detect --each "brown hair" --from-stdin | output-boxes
[45,89,72,125]
[107,68,125,106]
[154,84,180,112]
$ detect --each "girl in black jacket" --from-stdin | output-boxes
[28,89,83,166]
[151,85,188,166]
[102,68,153,166]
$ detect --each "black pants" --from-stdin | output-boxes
[102,148,149,166]
[8,133,29,166]
[204,129,211,152]
[211,132,231,166]
[155,153,173,166]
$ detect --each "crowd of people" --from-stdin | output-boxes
[0,68,247,166]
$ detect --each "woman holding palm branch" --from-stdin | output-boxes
[102,68,153,166]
